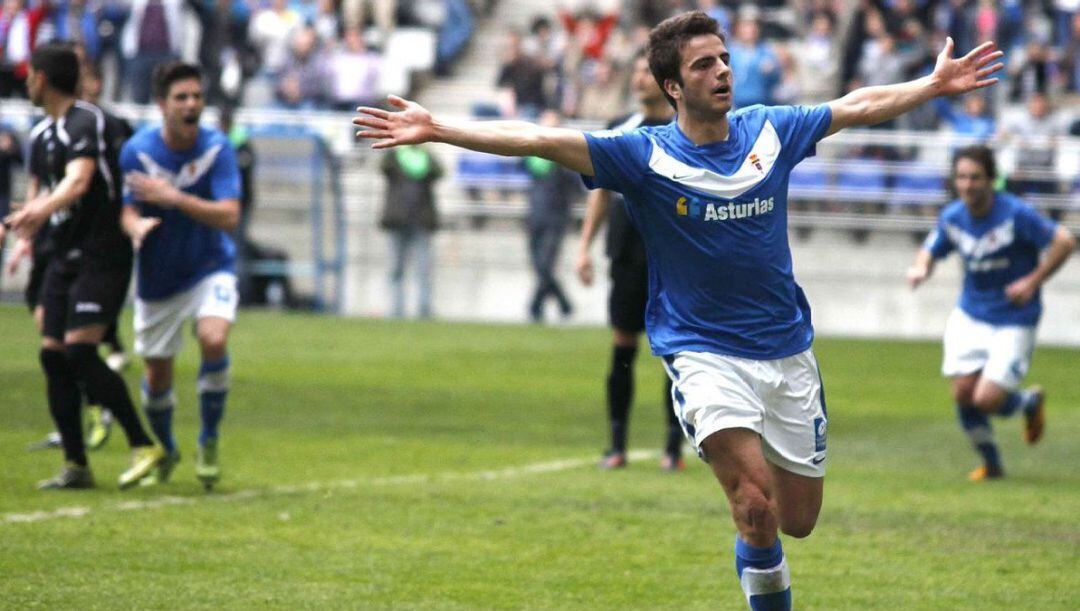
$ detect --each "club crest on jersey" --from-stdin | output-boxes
[749,153,764,174]
[674,195,776,222]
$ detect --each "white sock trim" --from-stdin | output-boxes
[740,559,791,599]
[198,369,230,394]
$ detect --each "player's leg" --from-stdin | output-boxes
[526,226,546,321]
[665,352,792,609]
[35,265,94,488]
[972,325,1044,445]
[142,357,179,457]
[701,430,793,611]
[951,373,1003,479]
[601,261,647,468]
[661,375,685,471]
[941,308,1001,478]
[601,327,638,468]
[543,225,572,316]
[192,272,239,489]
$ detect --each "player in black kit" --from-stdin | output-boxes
[575,52,684,471]
[5,43,164,490]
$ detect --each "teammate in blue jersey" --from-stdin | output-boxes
[119,61,242,490]
[354,11,1004,609]
[907,145,1075,481]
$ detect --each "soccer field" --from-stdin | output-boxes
[1,305,1077,610]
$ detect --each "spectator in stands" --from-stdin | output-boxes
[932,93,996,142]
[51,0,101,61]
[1060,11,1080,94]
[311,0,338,44]
[249,0,301,81]
[574,57,626,121]
[326,26,382,111]
[0,0,50,98]
[379,144,442,319]
[192,0,255,106]
[341,0,396,43]
[557,6,617,62]
[728,9,779,108]
[523,110,580,323]
[1007,36,1057,102]
[1000,92,1066,204]
[792,11,838,104]
[495,28,547,118]
[121,0,190,103]
[274,25,327,109]
[0,111,20,281]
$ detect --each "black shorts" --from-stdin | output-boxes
[24,256,49,311]
[40,256,131,341]
[608,260,648,334]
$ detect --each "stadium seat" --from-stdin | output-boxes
[890,162,947,208]
[835,158,889,203]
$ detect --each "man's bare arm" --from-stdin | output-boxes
[827,38,1004,136]
[6,158,95,238]
[126,171,241,232]
[575,189,612,285]
[906,248,937,290]
[354,96,595,176]
[1004,226,1077,305]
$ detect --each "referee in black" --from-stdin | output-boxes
[575,51,684,471]
[5,43,163,490]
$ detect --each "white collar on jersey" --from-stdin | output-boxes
[647,119,781,200]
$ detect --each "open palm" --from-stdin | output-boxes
[353,95,436,149]
[932,38,1005,97]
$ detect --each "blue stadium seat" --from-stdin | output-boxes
[789,157,829,198]
[890,162,947,207]
[835,158,888,203]
[455,151,530,190]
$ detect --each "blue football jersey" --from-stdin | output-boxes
[120,125,241,300]
[583,104,833,359]
[924,192,1056,326]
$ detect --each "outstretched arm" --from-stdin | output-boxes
[354,96,595,176]
[826,38,1004,136]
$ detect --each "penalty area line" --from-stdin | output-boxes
[2,450,659,526]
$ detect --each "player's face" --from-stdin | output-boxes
[631,56,664,107]
[954,158,993,211]
[160,78,204,133]
[671,35,732,118]
[26,66,44,106]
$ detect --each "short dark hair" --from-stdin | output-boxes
[30,43,80,96]
[151,61,203,100]
[647,11,726,110]
[953,145,997,180]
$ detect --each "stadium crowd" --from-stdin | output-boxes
[486,0,1079,215]
[0,0,477,108]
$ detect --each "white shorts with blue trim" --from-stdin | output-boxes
[134,271,238,359]
[941,307,1036,391]
[662,348,827,478]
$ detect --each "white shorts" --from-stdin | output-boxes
[662,348,828,478]
[134,272,238,359]
[941,307,1036,390]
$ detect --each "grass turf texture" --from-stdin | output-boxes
[0,305,1077,610]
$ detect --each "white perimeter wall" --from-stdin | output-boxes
[342,226,1080,347]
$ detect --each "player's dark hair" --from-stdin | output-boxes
[30,43,80,96]
[952,145,997,180]
[647,11,726,110]
[152,61,203,100]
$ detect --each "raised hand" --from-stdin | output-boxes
[353,95,436,149]
[932,38,1005,97]
[126,171,181,208]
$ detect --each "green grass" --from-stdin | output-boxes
[0,305,1077,609]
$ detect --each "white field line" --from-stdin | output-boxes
[2,450,659,526]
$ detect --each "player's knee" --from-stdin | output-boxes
[951,380,976,405]
[780,516,817,539]
[65,342,102,378]
[733,486,777,536]
[198,333,228,359]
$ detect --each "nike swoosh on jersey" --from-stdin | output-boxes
[647,119,782,199]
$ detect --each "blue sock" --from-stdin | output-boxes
[956,405,1001,471]
[998,389,1037,417]
[141,382,177,454]
[735,536,791,611]
[198,356,230,446]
